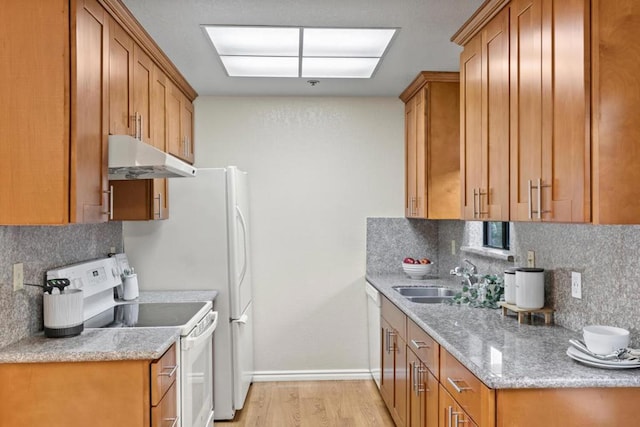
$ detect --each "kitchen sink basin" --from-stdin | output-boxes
[392,286,456,303]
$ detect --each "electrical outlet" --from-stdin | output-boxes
[526,251,535,268]
[110,246,116,254]
[571,272,582,299]
[451,240,456,255]
[13,263,24,291]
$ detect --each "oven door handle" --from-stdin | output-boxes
[182,311,218,351]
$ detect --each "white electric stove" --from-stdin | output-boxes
[46,256,217,427]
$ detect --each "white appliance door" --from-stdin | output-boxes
[365,282,381,389]
[181,312,218,427]
[227,166,253,319]
[231,300,254,409]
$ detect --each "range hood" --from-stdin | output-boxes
[108,135,197,180]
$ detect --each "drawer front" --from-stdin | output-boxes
[151,380,178,427]
[150,343,178,406]
[408,319,440,378]
[381,296,406,340]
[440,348,491,425]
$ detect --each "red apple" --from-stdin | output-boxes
[403,257,416,264]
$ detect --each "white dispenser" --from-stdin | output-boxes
[503,268,517,304]
[515,268,545,309]
[123,273,139,300]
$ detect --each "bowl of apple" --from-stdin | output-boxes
[402,257,433,279]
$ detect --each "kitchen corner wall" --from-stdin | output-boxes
[0,223,123,348]
[194,96,404,377]
[368,218,640,342]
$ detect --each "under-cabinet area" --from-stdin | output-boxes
[372,275,640,427]
[0,0,196,226]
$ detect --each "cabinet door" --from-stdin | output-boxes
[481,7,510,221]
[181,94,195,164]
[460,34,483,220]
[167,81,183,159]
[510,0,589,222]
[439,385,478,427]
[395,335,408,427]
[380,317,395,411]
[72,0,109,223]
[133,44,153,145]
[408,348,425,427]
[405,95,419,217]
[108,17,134,136]
[426,82,460,219]
[592,0,640,223]
[509,0,546,222]
[151,65,169,219]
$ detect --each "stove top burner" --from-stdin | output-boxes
[85,302,208,329]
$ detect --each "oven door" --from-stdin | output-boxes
[181,311,218,427]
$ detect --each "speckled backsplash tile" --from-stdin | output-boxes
[366,218,438,275]
[0,222,123,348]
[368,218,640,338]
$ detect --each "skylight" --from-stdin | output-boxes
[202,26,397,78]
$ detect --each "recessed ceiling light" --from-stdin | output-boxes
[202,25,397,78]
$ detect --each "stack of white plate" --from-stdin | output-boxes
[566,346,640,369]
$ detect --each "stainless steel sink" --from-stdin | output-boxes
[392,286,456,303]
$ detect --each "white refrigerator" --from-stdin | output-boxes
[123,167,254,421]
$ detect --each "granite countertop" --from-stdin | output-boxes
[0,290,218,364]
[367,273,640,389]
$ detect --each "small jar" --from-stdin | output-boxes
[515,268,545,309]
[503,268,517,304]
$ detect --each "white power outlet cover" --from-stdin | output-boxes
[571,271,582,299]
[13,263,24,291]
[451,240,456,255]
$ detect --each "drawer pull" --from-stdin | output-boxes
[447,377,472,393]
[159,365,178,378]
[163,416,179,427]
[411,339,429,349]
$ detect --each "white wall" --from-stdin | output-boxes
[194,96,404,378]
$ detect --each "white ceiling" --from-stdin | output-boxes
[121,0,483,97]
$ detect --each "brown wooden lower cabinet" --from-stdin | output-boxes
[0,343,177,427]
[408,347,438,427]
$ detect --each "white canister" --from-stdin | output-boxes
[43,289,84,338]
[123,273,139,300]
[503,268,517,304]
[515,268,545,309]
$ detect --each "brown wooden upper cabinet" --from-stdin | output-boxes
[460,7,510,221]
[0,0,195,225]
[0,0,110,225]
[168,82,195,164]
[455,0,595,223]
[400,72,460,220]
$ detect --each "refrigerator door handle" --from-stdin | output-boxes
[235,205,248,287]
[231,313,249,324]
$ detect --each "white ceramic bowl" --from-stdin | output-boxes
[402,262,433,279]
[583,325,630,355]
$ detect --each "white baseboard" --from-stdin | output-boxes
[252,369,372,382]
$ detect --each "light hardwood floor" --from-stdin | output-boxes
[216,380,395,427]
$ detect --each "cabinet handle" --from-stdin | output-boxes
[472,188,478,218]
[478,189,488,217]
[527,179,533,219]
[448,406,454,427]
[385,329,391,354]
[103,185,113,220]
[163,416,179,427]
[140,114,144,141]
[416,365,426,394]
[453,412,468,426]
[447,377,471,393]
[411,339,429,349]
[159,365,178,378]
[411,362,418,395]
[155,193,162,219]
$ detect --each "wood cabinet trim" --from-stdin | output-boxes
[399,71,460,102]
[99,0,197,101]
[451,0,511,46]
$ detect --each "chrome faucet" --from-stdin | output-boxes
[463,259,477,275]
